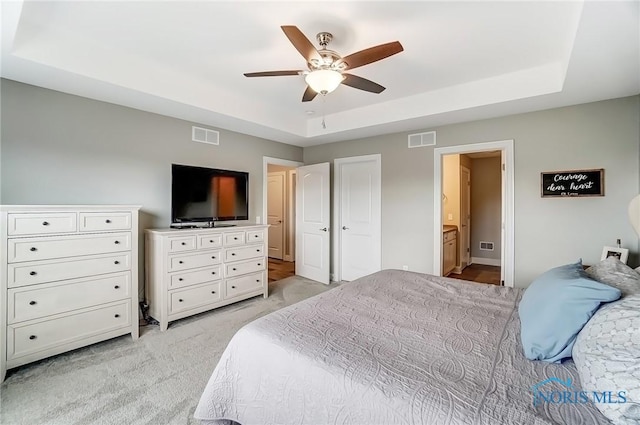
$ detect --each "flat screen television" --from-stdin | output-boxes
[171,164,249,225]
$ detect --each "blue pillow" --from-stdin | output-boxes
[518,260,621,363]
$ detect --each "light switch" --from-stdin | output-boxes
[447,213,453,221]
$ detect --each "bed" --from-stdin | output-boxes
[194,269,610,424]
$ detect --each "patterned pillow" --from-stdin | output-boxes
[573,293,640,424]
[586,257,640,296]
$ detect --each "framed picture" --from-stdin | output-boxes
[600,246,629,264]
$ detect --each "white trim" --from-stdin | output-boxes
[433,140,514,287]
[333,154,382,283]
[262,157,303,227]
[284,170,296,262]
[471,257,502,267]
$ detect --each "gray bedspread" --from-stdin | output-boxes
[195,270,609,425]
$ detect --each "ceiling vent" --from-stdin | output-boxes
[192,126,219,146]
[408,131,436,148]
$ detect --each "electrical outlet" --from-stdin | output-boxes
[402,265,409,271]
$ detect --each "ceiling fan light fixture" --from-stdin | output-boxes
[305,69,343,95]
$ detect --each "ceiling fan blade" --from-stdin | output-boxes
[281,25,322,64]
[302,86,318,102]
[341,73,386,94]
[341,41,404,70]
[244,70,301,77]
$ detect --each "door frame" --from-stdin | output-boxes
[333,154,382,282]
[459,164,471,271]
[262,157,304,260]
[433,140,514,287]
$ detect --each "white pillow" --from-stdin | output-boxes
[573,293,640,424]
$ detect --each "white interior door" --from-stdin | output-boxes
[267,171,285,259]
[460,166,471,269]
[337,155,381,281]
[295,163,330,284]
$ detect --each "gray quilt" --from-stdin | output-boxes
[195,270,609,425]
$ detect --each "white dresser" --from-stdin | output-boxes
[0,205,140,382]
[145,225,268,331]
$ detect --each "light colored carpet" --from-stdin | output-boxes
[1,276,337,425]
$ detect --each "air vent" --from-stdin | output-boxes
[192,126,219,145]
[479,241,494,251]
[408,131,436,148]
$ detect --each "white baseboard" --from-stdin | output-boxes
[471,257,501,267]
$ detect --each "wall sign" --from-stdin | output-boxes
[541,169,604,198]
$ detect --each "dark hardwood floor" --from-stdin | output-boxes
[268,258,295,283]
[448,264,501,285]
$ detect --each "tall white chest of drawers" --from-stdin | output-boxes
[0,205,140,382]
[145,225,268,331]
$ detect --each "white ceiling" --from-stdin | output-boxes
[1,1,638,147]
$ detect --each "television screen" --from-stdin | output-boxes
[171,164,249,223]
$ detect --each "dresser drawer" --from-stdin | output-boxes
[169,282,221,314]
[8,253,131,288]
[169,266,221,289]
[443,230,457,243]
[197,234,223,249]
[168,250,221,272]
[7,301,131,361]
[8,272,131,324]
[7,232,131,263]
[79,212,131,232]
[246,230,264,243]
[226,272,264,298]
[224,244,264,262]
[224,232,246,246]
[225,258,265,278]
[169,236,197,253]
[7,213,77,236]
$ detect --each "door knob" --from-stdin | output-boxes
[319,227,328,232]
[277,220,283,224]
[342,226,349,230]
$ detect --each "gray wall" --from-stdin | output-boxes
[470,156,502,261]
[1,79,303,297]
[304,95,640,287]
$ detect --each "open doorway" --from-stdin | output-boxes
[263,157,303,285]
[434,140,515,287]
[441,151,502,285]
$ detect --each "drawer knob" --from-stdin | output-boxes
[209,240,214,243]
[254,235,259,238]
[211,272,216,275]
[211,291,216,294]
[211,256,216,259]
[29,335,37,340]
[234,237,238,240]
[231,286,236,289]
[105,219,112,224]
[256,279,260,283]
[179,260,184,264]
[114,260,120,265]
[178,299,184,302]
[42,221,49,226]
[257,263,261,266]
[114,314,120,318]
[181,242,186,246]
[29,271,37,276]
[178,278,183,281]
[232,268,237,271]
[114,285,120,289]
[231,253,236,256]
[29,300,37,305]
[256,249,260,252]
[114,240,120,245]
[30,247,37,252]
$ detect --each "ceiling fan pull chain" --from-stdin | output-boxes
[321,95,327,129]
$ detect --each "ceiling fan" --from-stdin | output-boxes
[244,26,404,102]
